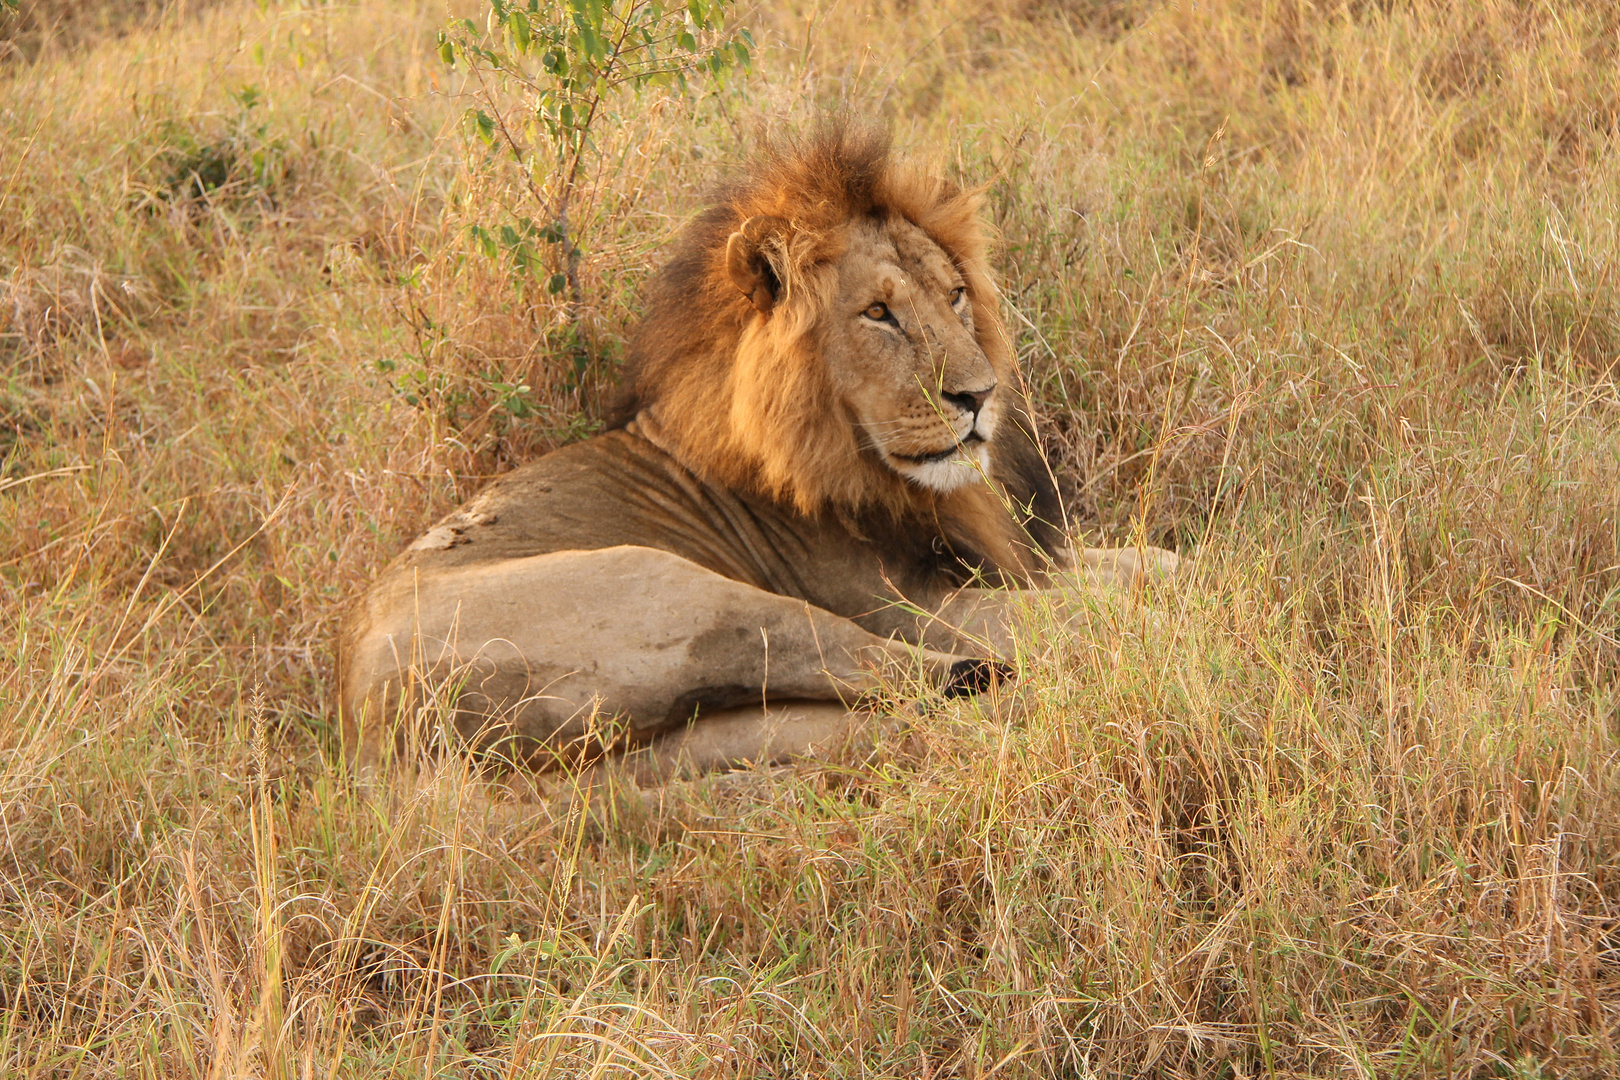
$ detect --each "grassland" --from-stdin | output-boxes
[3,0,1620,1075]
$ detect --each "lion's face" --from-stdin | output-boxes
[817,215,1002,493]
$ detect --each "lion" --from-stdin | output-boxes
[338,124,1177,780]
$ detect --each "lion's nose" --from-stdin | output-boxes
[942,384,995,417]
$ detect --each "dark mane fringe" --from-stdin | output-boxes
[605,120,1068,579]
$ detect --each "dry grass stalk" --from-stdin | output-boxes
[1,0,1618,1075]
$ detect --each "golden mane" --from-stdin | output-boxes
[609,122,1068,580]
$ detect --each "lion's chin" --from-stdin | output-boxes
[890,441,992,493]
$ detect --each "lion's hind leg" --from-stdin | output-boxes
[340,545,972,771]
[625,699,873,782]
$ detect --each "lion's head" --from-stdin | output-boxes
[610,123,1067,576]
[792,210,1002,493]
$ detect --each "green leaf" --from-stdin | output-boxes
[491,933,525,975]
[436,32,455,66]
[575,17,604,61]
[508,10,530,51]
[547,273,567,295]
[467,224,499,259]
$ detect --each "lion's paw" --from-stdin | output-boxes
[942,657,1017,699]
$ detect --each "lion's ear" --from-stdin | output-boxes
[726,215,788,315]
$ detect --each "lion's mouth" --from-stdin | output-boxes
[891,431,986,466]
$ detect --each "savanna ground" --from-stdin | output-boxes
[3,0,1620,1075]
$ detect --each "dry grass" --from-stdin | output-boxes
[3,0,1619,1075]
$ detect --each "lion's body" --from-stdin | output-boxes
[338,124,1173,776]
[357,418,986,633]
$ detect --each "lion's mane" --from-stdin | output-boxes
[608,122,1069,580]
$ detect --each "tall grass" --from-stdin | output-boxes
[2,0,1618,1074]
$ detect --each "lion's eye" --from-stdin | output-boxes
[863,302,891,321]
[949,286,966,305]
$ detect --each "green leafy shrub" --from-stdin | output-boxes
[373,0,755,438]
[438,0,751,310]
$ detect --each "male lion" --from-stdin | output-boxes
[339,125,1176,778]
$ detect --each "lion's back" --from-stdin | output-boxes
[375,423,941,617]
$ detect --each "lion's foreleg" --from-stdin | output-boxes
[1078,545,1182,588]
[909,545,1184,658]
